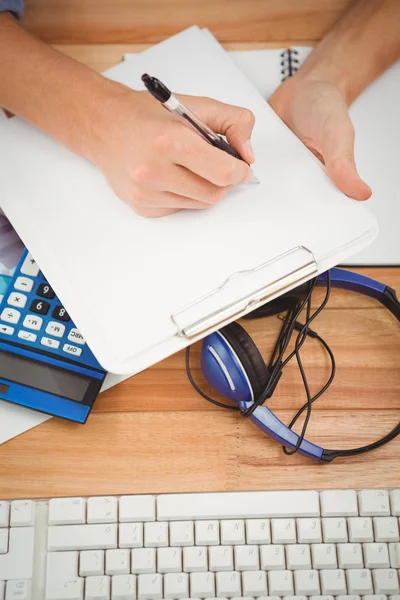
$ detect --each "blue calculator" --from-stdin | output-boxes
[0,244,107,423]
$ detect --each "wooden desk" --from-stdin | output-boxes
[1,33,399,498]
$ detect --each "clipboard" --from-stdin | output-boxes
[0,27,378,375]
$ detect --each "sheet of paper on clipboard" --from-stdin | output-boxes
[0,26,378,376]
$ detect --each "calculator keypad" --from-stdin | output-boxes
[0,251,99,369]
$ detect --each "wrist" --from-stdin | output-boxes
[297,59,354,106]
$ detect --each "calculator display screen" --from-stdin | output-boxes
[0,212,24,305]
[0,350,90,402]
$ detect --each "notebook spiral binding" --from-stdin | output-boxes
[280,48,299,81]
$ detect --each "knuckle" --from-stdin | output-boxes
[131,164,154,184]
[206,186,226,205]
[154,131,180,154]
[240,107,255,126]
[218,162,236,186]
[130,186,148,206]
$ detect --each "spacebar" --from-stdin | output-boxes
[157,491,320,520]
[48,524,117,551]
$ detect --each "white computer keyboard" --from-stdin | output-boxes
[1,489,400,600]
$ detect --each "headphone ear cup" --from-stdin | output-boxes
[220,322,269,398]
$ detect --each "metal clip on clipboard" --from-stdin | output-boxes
[171,246,318,339]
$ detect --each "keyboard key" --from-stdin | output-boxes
[106,549,130,575]
[374,518,400,542]
[261,544,286,570]
[87,497,118,524]
[131,548,156,574]
[389,543,400,568]
[234,545,260,570]
[29,298,49,315]
[49,498,86,525]
[164,572,189,599]
[119,523,143,548]
[359,491,390,516]
[195,520,219,545]
[312,544,337,569]
[337,543,364,568]
[183,546,207,572]
[14,277,33,293]
[170,521,194,546]
[47,524,117,551]
[322,518,348,542]
[157,491,320,520]
[272,518,297,544]
[36,283,55,299]
[138,573,162,599]
[336,596,361,600]
[321,569,347,595]
[119,496,155,522]
[0,527,34,580]
[79,550,104,576]
[0,531,7,555]
[10,500,35,527]
[62,344,82,357]
[111,575,136,600]
[365,544,390,568]
[346,569,374,594]
[390,491,400,516]
[373,570,400,594]
[294,570,321,595]
[144,522,168,547]
[52,306,70,322]
[242,570,267,596]
[5,580,31,600]
[18,331,37,343]
[190,571,215,598]
[7,292,27,308]
[268,570,294,596]
[23,315,43,331]
[45,322,66,338]
[286,544,311,569]
[297,518,322,543]
[41,337,60,349]
[1,308,20,324]
[216,571,242,597]
[221,520,245,545]
[246,519,270,544]
[20,254,39,277]
[0,581,4,600]
[321,491,358,517]
[157,547,182,573]
[46,551,83,600]
[0,325,14,336]
[349,517,374,542]
[85,575,110,600]
[67,328,85,346]
[0,503,9,528]
[209,546,234,571]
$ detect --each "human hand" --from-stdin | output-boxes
[87,85,255,217]
[269,73,372,201]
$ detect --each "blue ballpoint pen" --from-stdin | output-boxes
[141,74,259,184]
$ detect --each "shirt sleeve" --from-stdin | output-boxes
[0,0,24,19]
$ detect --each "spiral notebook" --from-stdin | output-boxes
[125,38,400,266]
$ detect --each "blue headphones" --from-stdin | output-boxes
[191,268,400,462]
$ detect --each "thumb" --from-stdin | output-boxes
[322,116,371,201]
[196,97,256,164]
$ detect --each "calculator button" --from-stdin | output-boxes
[67,328,85,345]
[20,254,40,277]
[23,315,43,331]
[14,276,34,292]
[7,292,27,308]
[41,337,60,349]
[18,330,37,343]
[36,283,55,299]
[52,306,70,322]
[63,343,82,357]
[0,325,14,336]
[45,322,66,338]
[1,308,21,324]
[30,299,50,315]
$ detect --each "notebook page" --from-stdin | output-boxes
[0,27,377,374]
